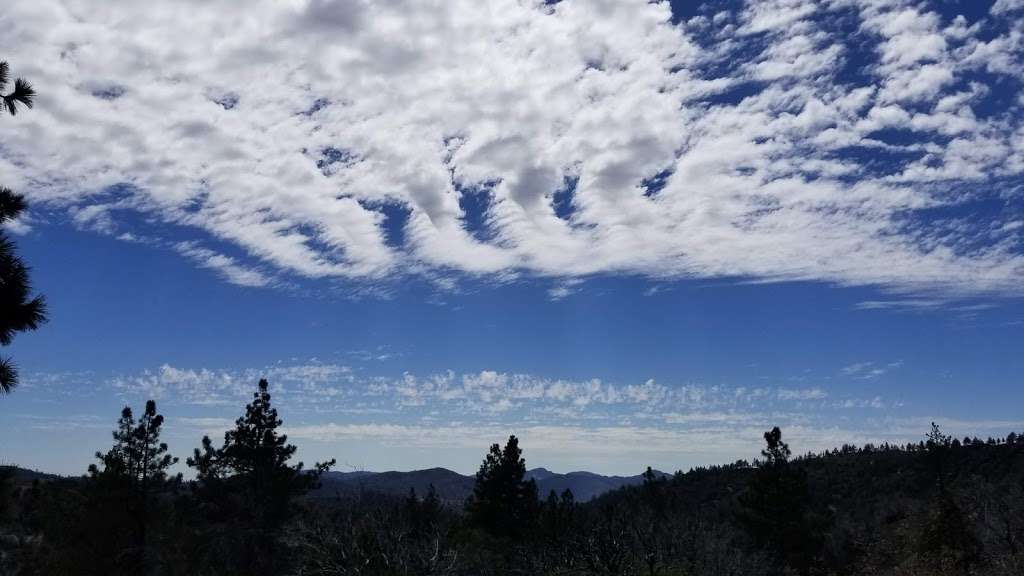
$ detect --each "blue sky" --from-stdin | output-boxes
[1,0,1023,476]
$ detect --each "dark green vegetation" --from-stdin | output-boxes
[0,60,45,394]
[2,389,1024,576]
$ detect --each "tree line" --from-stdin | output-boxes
[1,379,1023,575]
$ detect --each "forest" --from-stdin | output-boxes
[1,377,1023,576]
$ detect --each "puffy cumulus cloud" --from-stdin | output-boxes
[1,0,1023,296]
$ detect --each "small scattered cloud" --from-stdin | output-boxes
[841,360,904,380]
[548,279,583,301]
[777,387,828,401]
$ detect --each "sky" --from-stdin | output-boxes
[1,0,1023,477]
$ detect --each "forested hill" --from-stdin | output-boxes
[601,432,1024,510]
[581,431,1024,575]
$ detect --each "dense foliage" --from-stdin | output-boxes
[2,389,1023,575]
[0,60,45,394]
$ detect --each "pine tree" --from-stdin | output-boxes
[0,62,35,116]
[761,426,792,466]
[0,466,12,524]
[0,62,44,394]
[187,378,334,575]
[406,483,443,538]
[926,422,952,492]
[88,400,179,573]
[641,466,668,512]
[541,488,576,541]
[738,426,823,576]
[90,401,179,489]
[0,62,33,115]
[467,434,539,540]
[0,190,47,394]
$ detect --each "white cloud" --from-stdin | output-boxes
[106,363,892,430]
[547,278,583,300]
[777,387,828,401]
[1,214,33,235]
[15,362,1024,474]
[0,0,1022,297]
[174,241,273,287]
[111,362,355,406]
[840,360,902,380]
[992,0,1024,15]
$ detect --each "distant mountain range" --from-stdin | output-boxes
[314,466,668,503]
[2,464,668,504]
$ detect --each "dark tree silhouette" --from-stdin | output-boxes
[761,426,791,466]
[466,434,539,540]
[0,191,47,394]
[0,62,44,394]
[0,467,12,523]
[86,400,179,573]
[187,378,334,575]
[536,487,579,572]
[739,427,824,576]
[406,483,443,538]
[90,400,179,490]
[926,421,952,492]
[0,62,35,116]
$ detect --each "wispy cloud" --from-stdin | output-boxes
[174,242,273,288]
[840,360,903,380]
[547,279,584,301]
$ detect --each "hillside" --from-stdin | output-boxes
[0,466,61,485]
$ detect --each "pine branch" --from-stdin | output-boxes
[3,78,36,116]
[0,357,16,393]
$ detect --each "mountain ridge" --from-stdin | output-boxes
[315,466,669,502]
